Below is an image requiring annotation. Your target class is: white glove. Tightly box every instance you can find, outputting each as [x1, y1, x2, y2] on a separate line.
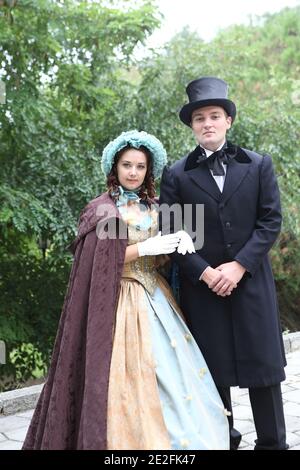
[175, 230, 196, 255]
[137, 231, 180, 257]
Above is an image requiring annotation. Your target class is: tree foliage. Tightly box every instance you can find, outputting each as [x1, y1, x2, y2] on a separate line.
[0, 0, 159, 245]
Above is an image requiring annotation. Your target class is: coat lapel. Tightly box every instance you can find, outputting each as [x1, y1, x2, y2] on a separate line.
[186, 165, 222, 201]
[221, 156, 251, 204]
[184, 143, 252, 204]
[184, 145, 221, 201]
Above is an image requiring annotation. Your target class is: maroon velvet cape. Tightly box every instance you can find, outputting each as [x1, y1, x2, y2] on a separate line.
[22, 193, 127, 449]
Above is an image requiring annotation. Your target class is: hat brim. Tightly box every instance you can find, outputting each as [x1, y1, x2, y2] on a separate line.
[179, 99, 236, 126]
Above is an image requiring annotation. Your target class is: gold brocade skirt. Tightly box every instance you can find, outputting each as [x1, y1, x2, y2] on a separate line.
[106, 276, 177, 450]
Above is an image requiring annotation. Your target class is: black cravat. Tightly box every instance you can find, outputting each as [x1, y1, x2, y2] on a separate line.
[196, 145, 236, 176]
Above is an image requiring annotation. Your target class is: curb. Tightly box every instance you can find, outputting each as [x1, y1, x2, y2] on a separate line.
[1, 332, 300, 417]
[0, 384, 43, 416]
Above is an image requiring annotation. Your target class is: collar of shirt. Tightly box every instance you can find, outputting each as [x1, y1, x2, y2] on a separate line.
[200, 141, 227, 193]
[200, 141, 226, 158]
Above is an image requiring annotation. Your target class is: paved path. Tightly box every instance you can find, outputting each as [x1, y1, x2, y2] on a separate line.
[1, 350, 300, 450]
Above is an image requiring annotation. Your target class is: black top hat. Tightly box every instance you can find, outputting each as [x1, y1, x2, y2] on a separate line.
[179, 76, 236, 126]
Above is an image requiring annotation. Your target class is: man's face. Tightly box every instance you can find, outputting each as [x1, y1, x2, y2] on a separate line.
[191, 106, 232, 151]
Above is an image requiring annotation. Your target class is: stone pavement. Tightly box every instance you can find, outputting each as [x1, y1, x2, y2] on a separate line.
[0, 350, 300, 450]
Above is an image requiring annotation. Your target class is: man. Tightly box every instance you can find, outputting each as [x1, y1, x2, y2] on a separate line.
[159, 76, 288, 450]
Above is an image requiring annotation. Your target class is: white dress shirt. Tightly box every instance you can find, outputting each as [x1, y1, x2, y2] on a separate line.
[201, 141, 226, 193]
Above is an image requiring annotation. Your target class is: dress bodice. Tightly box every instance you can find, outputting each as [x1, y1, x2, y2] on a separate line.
[120, 202, 159, 296]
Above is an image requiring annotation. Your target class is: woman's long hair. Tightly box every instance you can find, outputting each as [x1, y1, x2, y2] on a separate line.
[107, 145, 156, 205]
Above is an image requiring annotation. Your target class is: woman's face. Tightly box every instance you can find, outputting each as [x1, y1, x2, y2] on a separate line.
[116, 148, 147, 191]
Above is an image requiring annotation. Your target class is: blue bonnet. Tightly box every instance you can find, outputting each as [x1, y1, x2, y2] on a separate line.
[101, 130, 167, 179]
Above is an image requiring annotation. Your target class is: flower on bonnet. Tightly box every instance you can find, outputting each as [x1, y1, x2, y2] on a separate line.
[101, 130, 167, 179]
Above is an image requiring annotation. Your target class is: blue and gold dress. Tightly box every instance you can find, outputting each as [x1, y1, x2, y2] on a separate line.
[107, 194, 229, 450]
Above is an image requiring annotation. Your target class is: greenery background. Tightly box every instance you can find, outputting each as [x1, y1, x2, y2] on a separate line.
[0, 0, 300, 390]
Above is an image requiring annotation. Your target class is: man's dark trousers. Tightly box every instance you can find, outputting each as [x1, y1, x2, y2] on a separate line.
[217, 385, 288, 450]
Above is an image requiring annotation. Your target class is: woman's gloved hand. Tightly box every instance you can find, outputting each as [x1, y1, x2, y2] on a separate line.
[137, 232, 180, 257]
[175, 230, 196, 255]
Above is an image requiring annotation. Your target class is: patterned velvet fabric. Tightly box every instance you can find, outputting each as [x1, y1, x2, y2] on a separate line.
[23, 193, 127, 449]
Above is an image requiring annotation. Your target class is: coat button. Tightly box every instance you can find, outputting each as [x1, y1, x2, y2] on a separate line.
[227, 243, 232, 248]
[225, 222, 231, 228]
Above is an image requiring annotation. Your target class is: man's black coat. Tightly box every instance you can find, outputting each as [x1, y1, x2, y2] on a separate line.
[159, 143, 286, 387]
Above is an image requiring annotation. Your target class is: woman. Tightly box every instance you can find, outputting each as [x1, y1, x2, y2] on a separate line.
[23, 130, 229, 450]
